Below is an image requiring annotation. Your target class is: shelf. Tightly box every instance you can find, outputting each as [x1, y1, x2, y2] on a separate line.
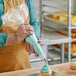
[43, 11, 68, 18]
[43, 0, 67, 3]
[49, 46, 76, 57]
[43, 24, 68, 34]
[43, 15, 76, 29]
[40, 0, 75, 62]
[48, 49, 61, 61]
[42, 4, 67, 12]
[42, 26, 76, 42]
[43, 15, 67, 25]
[71, 26, 76, 29]
[40, 29, 71, 45]
[30, 58, 44, 63]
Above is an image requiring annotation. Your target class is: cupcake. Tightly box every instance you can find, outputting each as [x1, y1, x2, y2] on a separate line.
[70, 62, 76, 70]
[41, 63, 52, 76]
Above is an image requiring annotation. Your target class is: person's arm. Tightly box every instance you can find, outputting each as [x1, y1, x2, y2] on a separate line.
[0, 25, 17, 47]
[26, 0, 40, 40]
[0, 12, 17, 47]
[0, 13, 8, 48]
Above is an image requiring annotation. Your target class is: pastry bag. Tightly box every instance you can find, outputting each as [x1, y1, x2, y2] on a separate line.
[25, 33, 47, 62]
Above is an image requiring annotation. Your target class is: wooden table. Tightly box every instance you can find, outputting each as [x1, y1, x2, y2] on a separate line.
[0, 63, 76, 76]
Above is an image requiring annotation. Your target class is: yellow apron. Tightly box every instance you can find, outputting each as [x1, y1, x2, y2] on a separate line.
[0, 0, 31, 72]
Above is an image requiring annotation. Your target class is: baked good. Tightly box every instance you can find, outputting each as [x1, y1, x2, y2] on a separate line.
[47, 12, 68, 22]
[70, 62, 76, 70]
[47, 11, 76, 24]
[65, 15, 76, 24]
[47, 14, 58, 20]
[71, 15, 76, 24]
[41, 71, 52, 76]
[55, 12, 68, 22]
[41, 63, 52, 76]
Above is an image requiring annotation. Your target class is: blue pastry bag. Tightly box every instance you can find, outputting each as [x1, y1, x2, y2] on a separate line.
[25, 33, 47, 62]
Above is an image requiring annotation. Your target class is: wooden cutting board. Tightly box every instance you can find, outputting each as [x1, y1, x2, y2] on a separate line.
[51, 63, 76, 76]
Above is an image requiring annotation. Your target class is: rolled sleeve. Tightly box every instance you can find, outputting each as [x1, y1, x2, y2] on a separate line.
[0, 33, 8, 48]
[26, 0, 40, 40]
[0, 13, 8, 48]
[0, 15, 2, 27]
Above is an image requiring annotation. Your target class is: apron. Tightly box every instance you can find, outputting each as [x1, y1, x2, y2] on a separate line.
[0, 0, 31, 72]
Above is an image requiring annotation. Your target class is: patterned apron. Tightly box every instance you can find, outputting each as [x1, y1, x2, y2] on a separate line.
[0, 0, 31, 72]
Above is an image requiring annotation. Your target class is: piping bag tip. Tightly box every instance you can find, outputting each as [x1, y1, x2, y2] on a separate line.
[44, 58, 47, 63]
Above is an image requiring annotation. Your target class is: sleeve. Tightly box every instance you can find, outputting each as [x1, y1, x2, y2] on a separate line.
[0, 33, 8, 48]
[25, 0, 40, 40]
[0, 16, 8, 48]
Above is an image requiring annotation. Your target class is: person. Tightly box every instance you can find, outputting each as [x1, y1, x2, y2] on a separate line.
[0, 0, 40, 72]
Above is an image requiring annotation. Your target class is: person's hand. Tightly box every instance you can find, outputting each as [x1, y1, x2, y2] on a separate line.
[5, 24, 34, 46]
[25, 40, 41, 57]
[16, 24, 33, 41]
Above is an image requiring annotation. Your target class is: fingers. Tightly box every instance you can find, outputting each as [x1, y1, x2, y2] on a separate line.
[25, 42, 30, 55]
[25, 25, 34, 31]
[25, 39, 41, 57]
[24, 31, 33, 35]
[33, 50, 39, 57]
[25, 42, 33, 55]
[17, 24, 34, 41]
[27, 42, 31, 55]
[30, 44, 34, 53]
[21, 24, 33, 31]
[23, 25, 34, 35]
[25, 42, 39, 57]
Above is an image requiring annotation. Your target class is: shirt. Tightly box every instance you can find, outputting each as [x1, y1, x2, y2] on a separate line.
[0, 0, 40, 48]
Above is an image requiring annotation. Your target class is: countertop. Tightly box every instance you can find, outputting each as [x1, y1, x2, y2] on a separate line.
[0, 63, 76, 76]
